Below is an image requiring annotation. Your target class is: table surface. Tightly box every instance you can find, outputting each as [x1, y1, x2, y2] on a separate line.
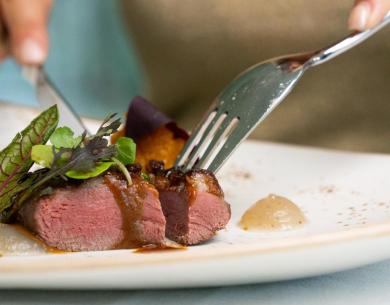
[1, 260, 389, 304]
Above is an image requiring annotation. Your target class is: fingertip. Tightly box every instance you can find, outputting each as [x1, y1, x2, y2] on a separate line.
[348, 1, 371, 31]
[12, 31, 48, 65]
[1, 0, 52, 64]
[18, 38, 47, 64]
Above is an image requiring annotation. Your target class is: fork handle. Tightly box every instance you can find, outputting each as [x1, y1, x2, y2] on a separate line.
[308, 11, 390, 67]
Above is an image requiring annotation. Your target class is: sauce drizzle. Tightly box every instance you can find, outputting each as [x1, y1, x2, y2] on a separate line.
[104, 174, 144, 249]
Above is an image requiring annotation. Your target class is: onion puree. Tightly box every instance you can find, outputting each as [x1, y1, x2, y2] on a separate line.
[239, 194, 306, 231]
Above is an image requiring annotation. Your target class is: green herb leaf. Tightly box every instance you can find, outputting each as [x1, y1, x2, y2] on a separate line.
[66, 162, 113, 179]
[115, 137, 136, 165]
[31, 145, 54, 168]
[0, 105, 58, 214]
[50, 127, 82, 148]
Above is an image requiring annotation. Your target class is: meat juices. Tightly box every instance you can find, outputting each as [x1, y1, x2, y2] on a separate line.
[18, 173, 166, 251]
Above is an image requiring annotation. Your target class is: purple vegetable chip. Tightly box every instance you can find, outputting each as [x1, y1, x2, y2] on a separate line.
[125, 96, 188, 142]
[125, 96, 170, 142]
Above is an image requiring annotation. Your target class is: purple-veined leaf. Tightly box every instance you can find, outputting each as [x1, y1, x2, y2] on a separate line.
[0, 105, 58, 213]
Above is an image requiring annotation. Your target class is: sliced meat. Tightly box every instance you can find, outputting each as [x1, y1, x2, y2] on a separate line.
[18, 173, 166, 251]
[151, 163, 231, 245]
[124, 97, 230, 245]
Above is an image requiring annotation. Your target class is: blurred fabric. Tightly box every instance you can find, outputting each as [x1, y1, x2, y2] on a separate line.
[0, 0, 144, 118]
[0, 0, 388, 152]
[121, 0, 390, 153]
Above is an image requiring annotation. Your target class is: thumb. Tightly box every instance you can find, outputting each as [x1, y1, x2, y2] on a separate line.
[1, 0, 52, 65]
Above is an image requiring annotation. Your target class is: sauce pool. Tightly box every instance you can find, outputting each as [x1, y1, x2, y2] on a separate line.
[239, 194, 306, 231]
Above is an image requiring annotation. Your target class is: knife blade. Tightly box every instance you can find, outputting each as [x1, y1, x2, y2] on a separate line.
[22, 66, 89, 136]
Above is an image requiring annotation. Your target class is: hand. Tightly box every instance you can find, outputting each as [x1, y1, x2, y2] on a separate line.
[349, 0, 390, 30]
[0, 0, 52, 64]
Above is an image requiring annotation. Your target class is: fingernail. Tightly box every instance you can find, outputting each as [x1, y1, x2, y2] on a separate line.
[348, 2, 371, 31]
[19, 38, 46, 64]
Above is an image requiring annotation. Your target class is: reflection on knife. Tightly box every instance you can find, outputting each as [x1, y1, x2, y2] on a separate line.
[22, 66, 90, 136]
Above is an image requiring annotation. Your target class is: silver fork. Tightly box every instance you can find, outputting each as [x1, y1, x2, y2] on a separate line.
[175, 12, 390, 173]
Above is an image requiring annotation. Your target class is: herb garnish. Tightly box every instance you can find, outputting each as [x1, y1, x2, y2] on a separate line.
[0, 110, 137, 222]
[30, 113, 136, 184]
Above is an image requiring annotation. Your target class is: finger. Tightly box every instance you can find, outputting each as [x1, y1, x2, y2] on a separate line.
[0, 26, 7, 61]
[0, 8, 7, 61]
[348, 0, 390, 31]
[365, 0, 390, 28]
[0, 0, 52, 65]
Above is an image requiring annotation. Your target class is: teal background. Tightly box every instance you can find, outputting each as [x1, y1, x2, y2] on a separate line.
[0, 0, 144, 118]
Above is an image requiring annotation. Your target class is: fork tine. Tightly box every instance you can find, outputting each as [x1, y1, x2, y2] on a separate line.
[205, 126, 249, 173]
[175, 110, 217, 167]
[181, 112, 227, 170]
[194, 116, 239, 169]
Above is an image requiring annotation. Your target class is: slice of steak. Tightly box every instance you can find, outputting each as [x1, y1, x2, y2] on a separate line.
[18, 173, 166, 251]
[151, 163, 231, 245]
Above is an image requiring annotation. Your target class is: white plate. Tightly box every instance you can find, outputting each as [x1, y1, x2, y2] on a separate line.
[1, 103, 390, 289]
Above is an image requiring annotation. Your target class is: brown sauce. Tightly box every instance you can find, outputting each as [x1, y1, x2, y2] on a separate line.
[240, 194, 306, 231]
[103, 175, 145, 249]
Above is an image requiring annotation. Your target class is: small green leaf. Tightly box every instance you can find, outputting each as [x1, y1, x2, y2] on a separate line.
[50, 127, 82, 148]
[31, 145, 54, 168]
[115, 137, 136, 165]
[65, 162, 113, 179]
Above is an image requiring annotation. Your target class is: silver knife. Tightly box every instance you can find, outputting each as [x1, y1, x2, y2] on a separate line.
[22, 66, 89, 135]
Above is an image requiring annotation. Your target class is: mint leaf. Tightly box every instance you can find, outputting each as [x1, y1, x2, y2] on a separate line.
[31, 145, 54, 168]
[65, 162, 113, 179]
[115, 137, 136, 165]
[50, 127, 82, 148]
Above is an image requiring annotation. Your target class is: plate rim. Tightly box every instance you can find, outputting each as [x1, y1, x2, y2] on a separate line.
[2, 220, 390, 273]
